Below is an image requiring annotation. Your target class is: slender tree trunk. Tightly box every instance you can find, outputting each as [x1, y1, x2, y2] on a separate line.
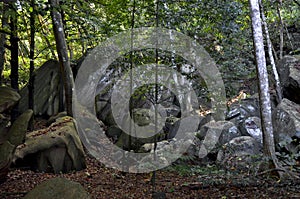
[9, 3, 19, 122]
[248, 0, 281, 175]
[276, 1, 284, 59]
[0, 3, 8, 85]
[59, 0, 73, 61]
[259, 0, 282, 104]
[28, 0, 36, 131]
[49, 0, 74, 116]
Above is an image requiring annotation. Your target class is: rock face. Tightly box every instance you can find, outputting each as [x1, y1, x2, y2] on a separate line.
[277, 55, 300, 104]
[0, 87, 33, 183]
[197, 121, 241, 160]
[0, 87, 20, 113]
[0, 110, 33, 183]
[244, 117, 262, 143]
[136, 134, 198, 172]
[13, 116, 86, 173]
[0, 87, 21, 140]
[217, 136, 262, 170]
[19, 60, 63, 116]
[273, 98, 300, 153]
[23, 177, 90, 199]
[193, 98, 266, 164]
[226, 98, 261, 135]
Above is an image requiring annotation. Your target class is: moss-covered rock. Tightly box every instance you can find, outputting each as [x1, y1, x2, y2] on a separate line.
[24, 177, 90, 199]
[0, 109, 33, 183]
[13, 116, 86, 173]
[0, 86, 20, 113]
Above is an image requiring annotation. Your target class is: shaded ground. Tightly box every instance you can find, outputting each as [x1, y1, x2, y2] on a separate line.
[1, 155, 300, 199]
[1, 118, 300, 198]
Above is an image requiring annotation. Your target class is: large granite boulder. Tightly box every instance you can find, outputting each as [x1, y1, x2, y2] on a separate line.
[13, 116, 86, 173]
[115, 129, 167, 151]
[226, 97, 261, 136]
[19, 60, 63, 116]
[0, 87, 21, 140]
[277, 55, 300, 104]
[110, 108, 178, 151]
[0, 109, 33, 183]
[217, 136, 262, 171]
[273, 98, 300, 152]
[24, 177, 90, 199]
[244, 116, 263, 143]
[0, 86, 20, 113]
[136, 134, 198, 172]
[0, 86, 33, 183]
[197, 120, 241, 160]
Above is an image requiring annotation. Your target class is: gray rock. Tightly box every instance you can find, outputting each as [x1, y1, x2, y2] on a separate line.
[217, 136, 262, 170]
[0, 86, 20, 113]
[164, 104, 181, 117]
[137, 134, 198, 170]
[19, 60, 63, 116]
[0, 86, 18, 141]
[47, 111, 67, 125]
[140, 134, 200, 158]
[197, 121, 241, 159]
[106, 125, 123, 141]
[0, 141, 14, 183]
[277, 55, 300, 104]
[244, 117, 263, 143]
[132, 108, 157, 126]
[95, 88, 115, 126]
[273, 98, 300, 152]
[0, 114, 9, 140]
[116, 128, 167, 151]
[226, 98, 261, 136]
[0, 109, 33, 183]
[164, 116, 180, 139]
[7, 110, 33, 146]
[24, 177, 90, 199]
[13, 116, 86, 173]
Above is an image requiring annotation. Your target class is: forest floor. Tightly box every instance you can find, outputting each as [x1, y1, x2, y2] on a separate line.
[1, 119, 300, 199]
[1, 155, 300, 199]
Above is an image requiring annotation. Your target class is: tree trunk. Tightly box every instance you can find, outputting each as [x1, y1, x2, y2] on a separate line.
[259, 0, 282, 104]
[0, 3, 8, 85]
[59, 0, 73, 61]
[9, 3, 19, 122]
[49, 0, 74, 116]
[276, 1, 284, 59]
[28, 0, 36, 131]
[248, 0, 280, 174]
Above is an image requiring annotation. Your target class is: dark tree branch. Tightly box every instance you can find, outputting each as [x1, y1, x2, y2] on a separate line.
[49, 0, 74, 116]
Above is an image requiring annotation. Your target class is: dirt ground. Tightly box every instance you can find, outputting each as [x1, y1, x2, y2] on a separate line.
[1, 155, 300, 199]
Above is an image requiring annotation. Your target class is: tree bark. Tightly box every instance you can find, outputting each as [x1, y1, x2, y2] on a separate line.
[259, 0, 282, 104]
[49, 0, 74, 116]
[276, 1, 284, 59]
[28, 0, 36, 131]
[9, 3, 19, 122]
[0, 3, 8, 85]
[248, 0, 280, 174]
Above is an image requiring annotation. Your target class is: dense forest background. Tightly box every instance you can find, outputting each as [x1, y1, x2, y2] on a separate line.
[0, 0, 300, 198]
[0, 0, 299, 93]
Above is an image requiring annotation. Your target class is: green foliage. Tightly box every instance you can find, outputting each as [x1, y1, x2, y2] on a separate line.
[0, 0, 298, 94]
[166, 163, 225, 176]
